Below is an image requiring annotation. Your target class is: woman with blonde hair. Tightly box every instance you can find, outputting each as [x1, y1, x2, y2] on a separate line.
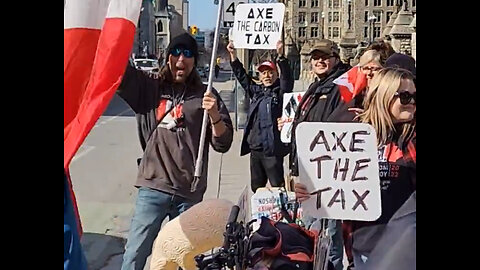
[350, 67, 416, 269]
[358, 49, 383, 86]
[295, 68, 416, 270]
[326, 49, 384, 123]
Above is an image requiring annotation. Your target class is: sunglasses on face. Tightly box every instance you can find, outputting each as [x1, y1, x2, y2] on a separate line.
[170, 48, 194, 58]
[395, 91, 416, 105]
[362, 66, 382, 72]
[311, 54, 332, 61]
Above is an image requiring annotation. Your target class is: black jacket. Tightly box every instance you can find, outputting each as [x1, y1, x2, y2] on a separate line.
[289, 62, 350, 176]
[326, 93, 364, 123]
[231, 57, 294, 157]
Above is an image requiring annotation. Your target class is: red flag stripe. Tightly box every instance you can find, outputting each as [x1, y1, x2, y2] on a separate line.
[333, 65, 367, 103]
[64, 17, 138, 169]
[64, 29, 101, 128]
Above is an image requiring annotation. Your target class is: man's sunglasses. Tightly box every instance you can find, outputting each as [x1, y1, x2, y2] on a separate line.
[395, 91, 416, 105]
[311, 54, 333, 61]
[170, 48, 194, 58]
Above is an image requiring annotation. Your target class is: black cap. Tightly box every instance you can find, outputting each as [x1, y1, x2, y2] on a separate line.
[166, 32, 199, 65]
[385, 53, 416, 77]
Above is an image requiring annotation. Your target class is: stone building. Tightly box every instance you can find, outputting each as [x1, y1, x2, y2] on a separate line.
[282, 0, 417, 79]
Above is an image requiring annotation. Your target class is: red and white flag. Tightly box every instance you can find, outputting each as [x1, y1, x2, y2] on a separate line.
[333, 65, 368, 103]
[64, 0, 142, 169]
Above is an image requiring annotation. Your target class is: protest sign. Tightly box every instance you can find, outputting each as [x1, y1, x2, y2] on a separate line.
[250, 187, 302, 230]
[281, 91, 305, 143]
[232, 3, 285, 49]
[295, 122, 381, 221]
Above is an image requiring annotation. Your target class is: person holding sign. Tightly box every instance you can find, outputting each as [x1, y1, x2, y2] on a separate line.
[227, 40, 293, 192]
[350, 67, 416, 269]
[295, 67, 416, 270]
[117, 33, 234, 270]
[282, 39, 350, 270]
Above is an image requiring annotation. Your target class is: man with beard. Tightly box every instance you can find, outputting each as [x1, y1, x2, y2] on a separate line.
[117, 33, 234, 270]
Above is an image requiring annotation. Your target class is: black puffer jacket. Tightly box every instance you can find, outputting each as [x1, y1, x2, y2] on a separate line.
[289, 62, 350, 176]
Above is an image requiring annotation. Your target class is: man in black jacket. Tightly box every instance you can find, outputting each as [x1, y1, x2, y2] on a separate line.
[289, 39, 350, 270]
[227, 40, 293, 192]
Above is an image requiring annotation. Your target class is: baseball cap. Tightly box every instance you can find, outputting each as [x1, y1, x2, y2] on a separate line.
[309, 39, 339, 57]
[257, 60, 277, 72]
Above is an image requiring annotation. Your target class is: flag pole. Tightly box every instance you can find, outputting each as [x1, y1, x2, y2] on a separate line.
[191, 0, 224, 192]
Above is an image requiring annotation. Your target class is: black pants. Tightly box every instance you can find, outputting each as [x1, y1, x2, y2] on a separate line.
[250, 150, 285, 192]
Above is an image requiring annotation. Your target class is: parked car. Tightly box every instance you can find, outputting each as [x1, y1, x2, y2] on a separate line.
[133, 58, 159, 75]
[197, 67, 207, 78]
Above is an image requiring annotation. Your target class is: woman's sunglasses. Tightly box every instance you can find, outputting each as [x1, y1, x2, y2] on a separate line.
[395, 91, 416, 105]
[170, 48, 194, 58]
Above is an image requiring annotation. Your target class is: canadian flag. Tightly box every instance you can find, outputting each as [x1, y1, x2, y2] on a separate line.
[64, 0, 142, 169]
[64, 0, 141, 236]
[333, 65, 368, 103]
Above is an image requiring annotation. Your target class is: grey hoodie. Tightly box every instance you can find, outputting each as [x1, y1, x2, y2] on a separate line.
[117, 64, 233, 202]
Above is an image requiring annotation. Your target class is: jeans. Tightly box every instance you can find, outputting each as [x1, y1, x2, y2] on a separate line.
[64, 172, 87, 270]
[121, 187, 195, 270]
[304, 216, 344, 270]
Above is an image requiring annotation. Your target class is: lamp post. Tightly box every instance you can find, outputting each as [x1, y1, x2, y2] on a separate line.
[321, 11, 325, 38]
[347, 0, 352, 30]
[368, 14, 377, 43]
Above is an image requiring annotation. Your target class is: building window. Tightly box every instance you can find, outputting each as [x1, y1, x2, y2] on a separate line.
[365, 0, 369, 6]
[374, 0, 381, 6]
[364, 27, 368, 38]
[311, 0, 319, 7]
[333, 12, 340, 22]
[387, 0, 394, 6]
[299, 27, 306, 37]
[386, 11, 393, 23]
[333, 0, 340, 8]
[311, 12, 319, 23]
[311, 27, 318, 37]
[364, 11, 369, 22]
[329, 0, 332, 8]
[299, 0, 306, 7]
[328, 27, 332, 38]
[373, 10, 382, 23]
[374, 26, 381, 38]
[157, 21, 163, 33]
[299, 12, 306, 23]
[329, 12, 332, 22]
[333, 27, 339, 38]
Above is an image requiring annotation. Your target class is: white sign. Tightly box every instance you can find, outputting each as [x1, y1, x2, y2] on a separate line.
[296, 122, 382, 221]
[281, 91, 305, 143]
[223, 0, 246, 28]
[250, 187, 303, 231]
[232, 3, 285, 49]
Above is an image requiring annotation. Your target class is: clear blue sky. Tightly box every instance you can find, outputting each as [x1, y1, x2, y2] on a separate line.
[189, 0, 218, 31]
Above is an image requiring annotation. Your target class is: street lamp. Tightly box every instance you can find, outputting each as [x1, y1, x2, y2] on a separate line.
[347, 0, 352, 29]
[368, 14, 377, 43]
[321, 11, 325, 38]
